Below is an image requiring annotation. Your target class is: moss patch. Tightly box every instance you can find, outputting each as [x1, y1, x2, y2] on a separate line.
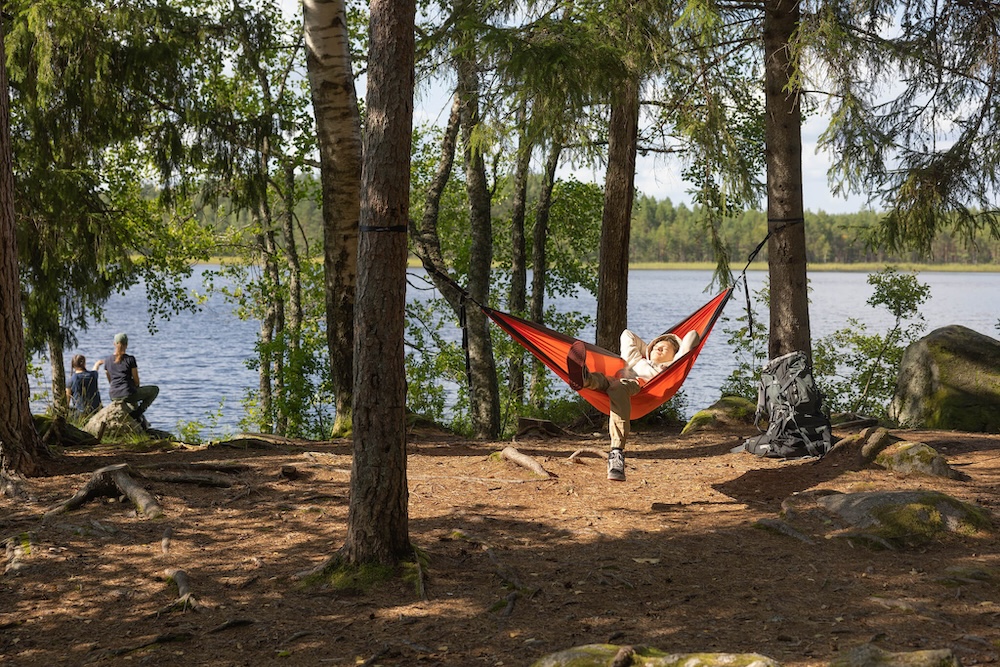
[869, 492, 993, 545]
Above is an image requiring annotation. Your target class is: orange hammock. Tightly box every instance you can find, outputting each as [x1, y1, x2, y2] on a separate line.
[483, 288, 733, 420]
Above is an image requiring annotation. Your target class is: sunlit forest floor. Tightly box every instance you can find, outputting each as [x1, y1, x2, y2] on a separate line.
[2, 422, 998, 666]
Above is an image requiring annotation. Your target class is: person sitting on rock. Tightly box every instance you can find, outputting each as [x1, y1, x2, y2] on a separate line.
[100, 332, 159, 431]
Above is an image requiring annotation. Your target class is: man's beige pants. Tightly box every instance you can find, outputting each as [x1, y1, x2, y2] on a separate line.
[584, 372, 641, 451]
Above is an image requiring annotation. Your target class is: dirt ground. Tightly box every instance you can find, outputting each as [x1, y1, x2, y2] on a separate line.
[1, 420, 999, 667]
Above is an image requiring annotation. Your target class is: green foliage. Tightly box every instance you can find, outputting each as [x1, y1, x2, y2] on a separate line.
[208, 258, 334, 440]
[809, 0, 1000, 256]
[175, 399, 229, 444]
[720, 284, 769, 402]
[813, 267, 930, 417]
[6, 0, 218, 424]
[404, 296, 464, 423]
[639, 391, 690, 427]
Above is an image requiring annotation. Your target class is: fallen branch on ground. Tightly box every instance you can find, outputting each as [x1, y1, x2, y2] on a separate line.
[451, 528, 537, 618]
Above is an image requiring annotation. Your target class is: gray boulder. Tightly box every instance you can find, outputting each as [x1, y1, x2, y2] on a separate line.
[874, 441, 961, 479]
[83, 402, 146, 438]
[817, 490, 992, 547]
[829, 644, 959, 667]
[530, 645, 779, 667]
[889, 325, 1000, 431]
[682, 396, 756, 434]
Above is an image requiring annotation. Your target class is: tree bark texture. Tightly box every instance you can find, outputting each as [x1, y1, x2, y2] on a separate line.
[507, 114, 532, 404]
[457, 54, 500, 440]
[344, 0, 415, 566]
[764, 0, 812, 360]
[0, 21, 44, 485]
[596, 76, 640, 353]
[529, 142, 562, 407]
[305, 0, 362, 437]
[48, 337, 67, 415]
[256, 227, 280, 434]
[281, 165, 303, 344]
[410, 96, 465, 308]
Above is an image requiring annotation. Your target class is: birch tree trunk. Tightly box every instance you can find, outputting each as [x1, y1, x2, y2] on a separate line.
[304, 0, 362, 437]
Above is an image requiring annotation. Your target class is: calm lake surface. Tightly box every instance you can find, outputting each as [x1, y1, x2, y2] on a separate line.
[31, 266, 1000, 436]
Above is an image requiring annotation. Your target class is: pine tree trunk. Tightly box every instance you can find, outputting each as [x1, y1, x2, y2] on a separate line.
[764, 0, 812, 360]
[596, 75, 639, 353]
[343, 0, 414, 565]
[0, 24, 44, 488]
[305, 0, 362, 437]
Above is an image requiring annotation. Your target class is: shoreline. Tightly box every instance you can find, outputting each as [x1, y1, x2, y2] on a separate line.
[203, 257, 1000, 273]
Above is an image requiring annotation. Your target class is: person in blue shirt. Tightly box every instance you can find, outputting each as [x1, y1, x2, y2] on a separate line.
[99, 333, 158, 429]
[65, 354, 102, 418]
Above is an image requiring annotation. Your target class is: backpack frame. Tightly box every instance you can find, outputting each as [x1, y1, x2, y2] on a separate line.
[741, 350, 833, 459]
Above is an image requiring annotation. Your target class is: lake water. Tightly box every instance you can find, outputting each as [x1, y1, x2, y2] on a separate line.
[31, 266, 1000, 436]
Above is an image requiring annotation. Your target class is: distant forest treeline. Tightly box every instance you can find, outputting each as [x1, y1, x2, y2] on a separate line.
[629, 194, 1000, 265]
[196, 177, 1000, 266]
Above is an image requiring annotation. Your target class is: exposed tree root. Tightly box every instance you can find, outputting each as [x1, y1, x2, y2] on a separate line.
[514, 417, 566, 439]
[413, 553, 428, 601]
[292, 553, 340, 581]
[159, 568, 202, 613]
[212, 433, 298, 449]
[568, 447, 608, 461]
[46, 462, 247, 519]
[138, 469, 234, 488]
[500, 446, 553, 478]
[450, 528, 537, 619]
[45, 464, 163, 519]
[89, 631, 193, 661]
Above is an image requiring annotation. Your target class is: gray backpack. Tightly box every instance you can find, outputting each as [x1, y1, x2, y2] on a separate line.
[741, 351, 832, 459]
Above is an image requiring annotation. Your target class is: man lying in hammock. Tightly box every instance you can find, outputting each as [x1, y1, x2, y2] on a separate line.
[567, 329, 700, 481]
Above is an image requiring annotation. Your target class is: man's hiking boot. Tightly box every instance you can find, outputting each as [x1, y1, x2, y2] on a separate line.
[607, 448, 626, 481]
[567, 340, 588, 390]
